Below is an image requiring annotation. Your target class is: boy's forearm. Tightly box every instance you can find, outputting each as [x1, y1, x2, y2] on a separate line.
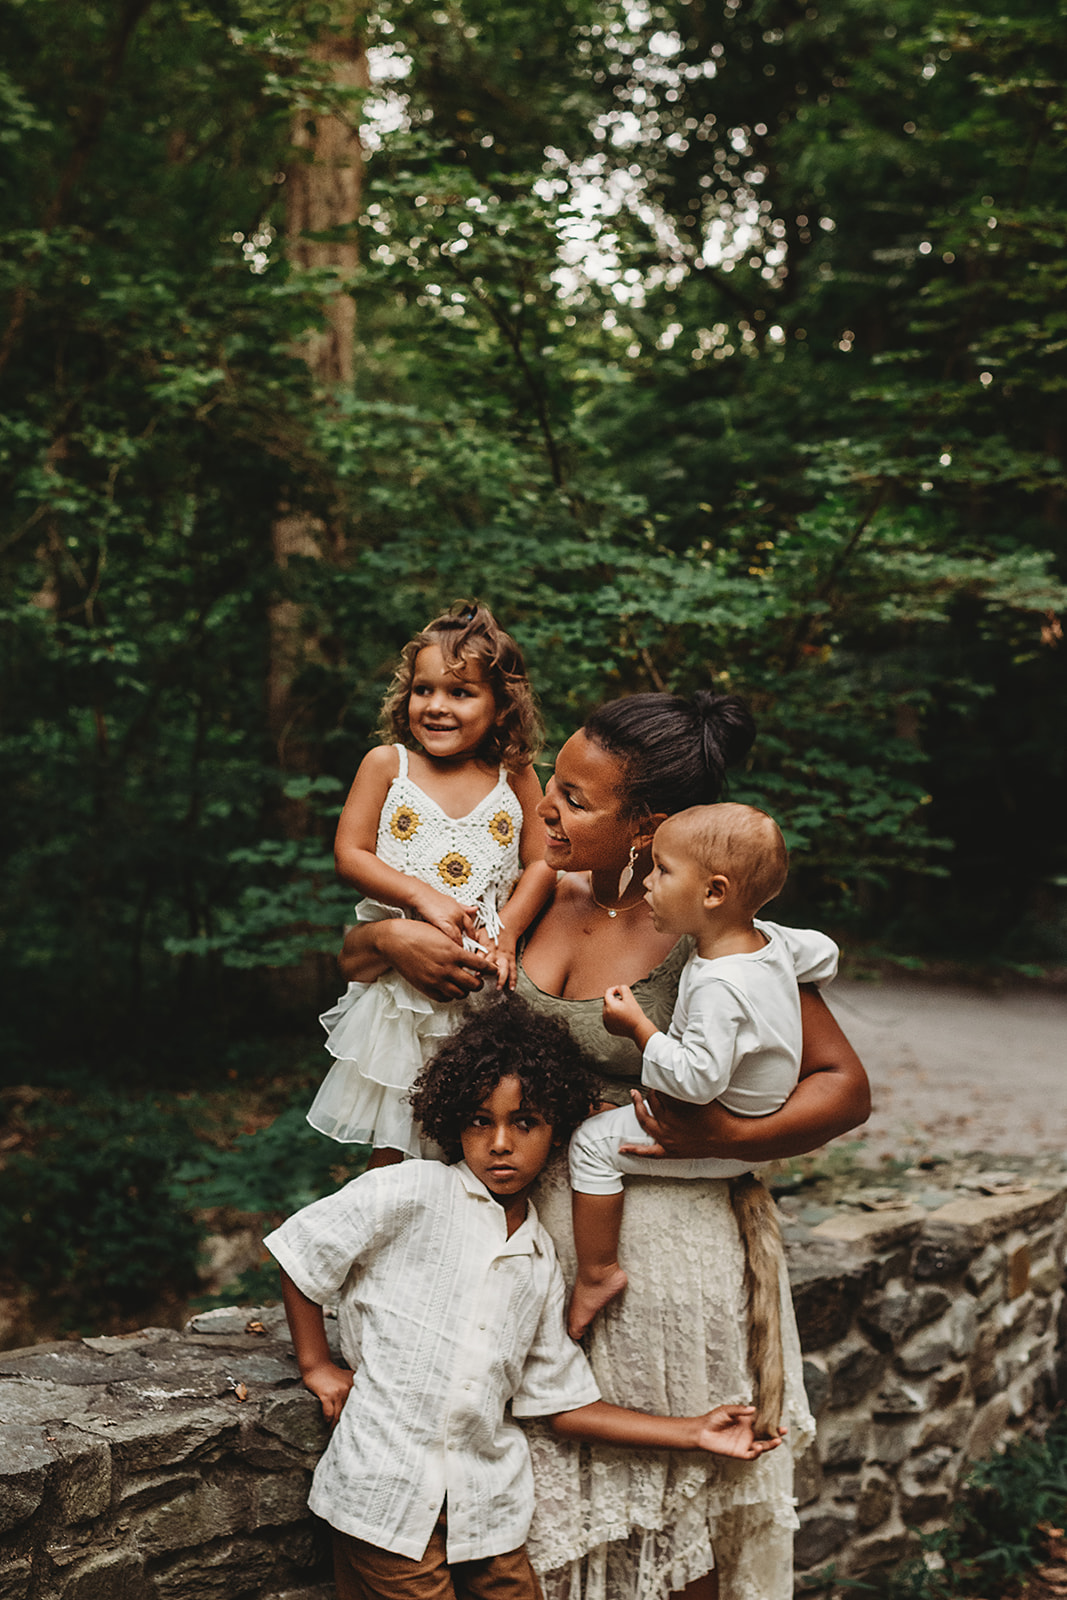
[549, 1400, 703, 1449]
[280, 1269, 333, 1376]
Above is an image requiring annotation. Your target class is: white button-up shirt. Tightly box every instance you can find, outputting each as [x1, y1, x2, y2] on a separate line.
[264, 1160, 599, 1562]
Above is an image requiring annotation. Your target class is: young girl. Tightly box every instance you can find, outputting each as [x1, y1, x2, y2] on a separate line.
[308, 602, 556, 1158]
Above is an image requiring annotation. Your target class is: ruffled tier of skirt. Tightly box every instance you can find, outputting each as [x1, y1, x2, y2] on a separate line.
[309, 975, 463, 1155]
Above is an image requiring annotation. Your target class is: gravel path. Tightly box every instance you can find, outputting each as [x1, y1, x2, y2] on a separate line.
[824, 976, 1067, 1163]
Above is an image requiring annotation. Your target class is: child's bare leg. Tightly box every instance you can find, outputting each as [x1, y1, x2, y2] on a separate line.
[568, 1191, 628, 1339]
[672, 1571, 718, 1600]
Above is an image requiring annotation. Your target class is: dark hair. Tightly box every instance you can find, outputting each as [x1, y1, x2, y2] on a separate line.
[583, 690, 756, 823]
[407, 994, 600, 1162]
[378, 601, 542, 770]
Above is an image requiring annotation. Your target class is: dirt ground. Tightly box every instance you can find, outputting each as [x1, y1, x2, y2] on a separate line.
[825, 976, 1067, 1164]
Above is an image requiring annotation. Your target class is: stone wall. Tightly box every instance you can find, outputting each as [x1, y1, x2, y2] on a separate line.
[783, 1155, 1067, 1589]
[1, 1155, 1065, 1599]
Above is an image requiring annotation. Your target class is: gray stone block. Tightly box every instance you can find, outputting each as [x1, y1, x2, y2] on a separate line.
[913, 1236, 971, 1280]
[827, 1336, 885, 1409]
[819, 1415, 870, 1469]
[801, 1358, 830, 1417]
[857, 1468, 895, 1532]
[52, 1433, 112, 1524]
[77, 1403, 240, 1473]
[873, 1377, 927, 1416]
[258, 1396, 330, 1457]
[963, 1393, 1012, 1462]
[896, 1317, 954, 1374]
[136, 1476, 253, 1552]
[0, 1559, 32, 1600]
[861, 1285, 951, 1345]
[794, 1508, 855, 1569]
[869, 1418, 922, 1467]
[793, 1447, 822, 1508]
[0, 1426, 52, 1534]
[150, 1535, 288, 1599]
[919, 1400, 974, 1451]
[59, 1547, 150, 1600]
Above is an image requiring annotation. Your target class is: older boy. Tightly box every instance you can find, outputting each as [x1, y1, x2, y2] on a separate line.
[266, 997, 780, 1600]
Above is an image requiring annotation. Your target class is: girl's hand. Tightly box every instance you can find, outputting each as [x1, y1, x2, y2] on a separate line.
[341, 919, 497, 1002]
[486, 932, 518, 991]
[302, 1360, 354, 1429]
[603, 984, 654, 1044]
[696, 1405, 786, 1458]
[410, 884, 479, 946]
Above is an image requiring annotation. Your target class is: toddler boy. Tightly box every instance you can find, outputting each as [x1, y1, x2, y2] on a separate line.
[568, 803, 838, 1339]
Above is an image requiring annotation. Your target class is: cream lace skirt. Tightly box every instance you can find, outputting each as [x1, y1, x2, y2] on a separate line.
[524, 1159, 814, 1600]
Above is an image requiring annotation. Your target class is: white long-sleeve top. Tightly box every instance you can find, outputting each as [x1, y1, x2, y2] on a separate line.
[264, 1160, 599, 1563]
[641, 919, 839, 1116]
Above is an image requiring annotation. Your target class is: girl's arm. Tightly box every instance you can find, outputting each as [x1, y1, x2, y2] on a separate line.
[489, 766, 557, 989]
[338, 917, 497, 1001]
[279, 1270, 353, 1428]
[334, 746, 478, 945]
[549, 1400, 783, 1459]
[621, 985, 870, 1162]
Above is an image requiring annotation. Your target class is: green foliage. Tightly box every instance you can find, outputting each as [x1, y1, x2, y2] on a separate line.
[0, 1080, 366, 1335]
[0, 1095, 202, 1329]
[172, 1101, 367, 1217]
[2, 0, 1066, 1081]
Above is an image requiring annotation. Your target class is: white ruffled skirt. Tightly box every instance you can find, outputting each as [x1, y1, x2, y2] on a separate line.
[524, 1157, 814, 1600]
[308, 974, 463, 1157]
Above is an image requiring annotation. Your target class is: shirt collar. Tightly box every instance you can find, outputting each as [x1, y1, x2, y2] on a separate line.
[454, 1162, 543, 1255]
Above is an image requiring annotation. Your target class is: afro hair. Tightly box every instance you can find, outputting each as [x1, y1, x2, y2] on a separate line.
[408, 993, 601, 1162]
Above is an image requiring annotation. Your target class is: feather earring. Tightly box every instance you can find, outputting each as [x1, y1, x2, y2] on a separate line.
[616, 843, 639, 900]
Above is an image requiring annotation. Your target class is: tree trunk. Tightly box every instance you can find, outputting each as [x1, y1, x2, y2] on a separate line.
[267, 11, 368, 1009]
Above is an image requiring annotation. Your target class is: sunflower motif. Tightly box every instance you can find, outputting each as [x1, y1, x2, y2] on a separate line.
[389, 804, 420, 842]
[437, 851, 473, 888]
[487, 810, 515, 848]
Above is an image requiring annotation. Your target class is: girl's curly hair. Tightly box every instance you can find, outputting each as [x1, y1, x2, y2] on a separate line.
[378, 601, 542, 771]
[408, 994, 601, 1162]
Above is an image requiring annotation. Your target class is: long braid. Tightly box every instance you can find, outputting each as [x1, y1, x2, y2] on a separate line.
[729, 1173, 786, 1439]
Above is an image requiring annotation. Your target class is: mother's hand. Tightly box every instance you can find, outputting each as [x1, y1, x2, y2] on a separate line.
[338, 918, 497, 1004]
[621, 986, 871, 1163]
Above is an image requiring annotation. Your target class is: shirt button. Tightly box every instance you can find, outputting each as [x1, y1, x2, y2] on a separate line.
[478, 1322, 486, 1330]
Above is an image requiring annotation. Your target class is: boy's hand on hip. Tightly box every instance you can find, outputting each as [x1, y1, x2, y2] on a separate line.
[303, 1361, 354, 1428]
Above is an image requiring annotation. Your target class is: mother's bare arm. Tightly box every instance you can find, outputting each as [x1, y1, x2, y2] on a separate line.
[337, 918, 496, 1003]
[622, 986, 870, 1162]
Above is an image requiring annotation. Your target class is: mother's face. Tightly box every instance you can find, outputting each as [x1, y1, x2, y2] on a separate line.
[536, 730, 636, 875]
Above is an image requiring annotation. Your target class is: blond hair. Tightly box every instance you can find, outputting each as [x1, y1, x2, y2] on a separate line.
[662, 802, 788, 915]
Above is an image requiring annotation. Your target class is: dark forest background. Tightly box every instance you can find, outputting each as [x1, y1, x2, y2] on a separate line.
[1, 0, 1065, 1337]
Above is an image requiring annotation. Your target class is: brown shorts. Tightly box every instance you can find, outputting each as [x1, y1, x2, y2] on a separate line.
[332, 1514, 543, 1600]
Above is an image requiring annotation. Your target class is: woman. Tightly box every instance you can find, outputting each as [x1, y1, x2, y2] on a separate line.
[337, 690, 870, 1600]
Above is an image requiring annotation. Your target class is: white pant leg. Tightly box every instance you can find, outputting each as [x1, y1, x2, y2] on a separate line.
[569, 1104, 755, 1193]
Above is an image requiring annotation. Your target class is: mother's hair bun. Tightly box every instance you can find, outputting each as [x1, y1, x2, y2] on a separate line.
[691, 691, 756, 790]
[583, 689, 757, 820]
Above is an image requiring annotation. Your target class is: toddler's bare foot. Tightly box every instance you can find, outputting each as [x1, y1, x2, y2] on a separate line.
[567, 1266, 628, 1339]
